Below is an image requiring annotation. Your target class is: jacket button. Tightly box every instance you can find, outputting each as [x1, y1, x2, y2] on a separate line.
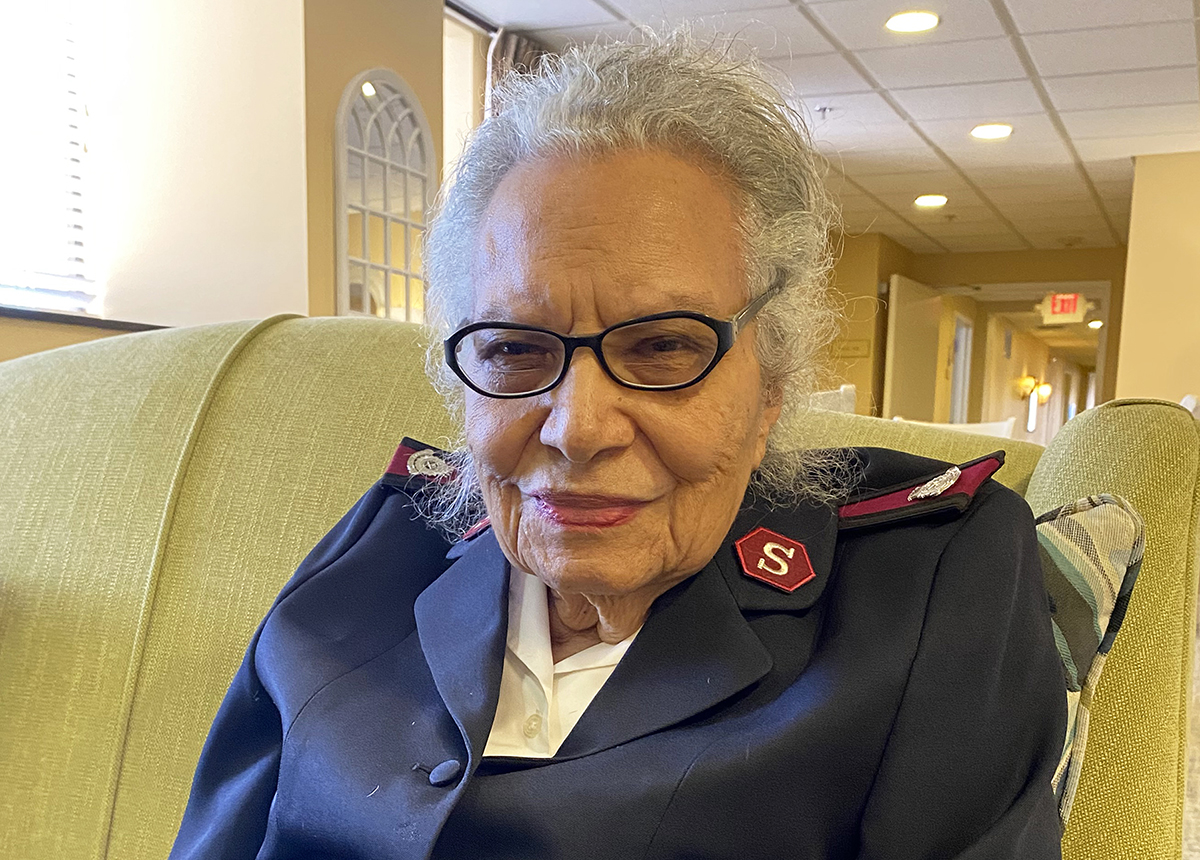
[428, 759, 462, 787]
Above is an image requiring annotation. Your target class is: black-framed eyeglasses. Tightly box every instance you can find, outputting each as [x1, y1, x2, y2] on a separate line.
[443, 285, 780, 399]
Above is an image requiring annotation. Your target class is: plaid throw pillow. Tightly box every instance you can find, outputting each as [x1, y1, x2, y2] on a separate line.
[1036, 494, 1145, 828]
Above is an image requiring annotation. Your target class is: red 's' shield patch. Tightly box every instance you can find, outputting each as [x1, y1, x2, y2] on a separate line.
[734, 527, 815, 593]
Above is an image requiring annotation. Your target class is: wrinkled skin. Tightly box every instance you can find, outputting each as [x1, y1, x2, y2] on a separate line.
[464, 149, 781, 660]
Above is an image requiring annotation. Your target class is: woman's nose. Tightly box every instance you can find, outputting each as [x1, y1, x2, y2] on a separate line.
[538, 350, 635, 463]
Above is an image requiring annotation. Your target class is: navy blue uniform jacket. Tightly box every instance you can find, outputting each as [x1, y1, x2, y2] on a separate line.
[170, 446, 1066, 859]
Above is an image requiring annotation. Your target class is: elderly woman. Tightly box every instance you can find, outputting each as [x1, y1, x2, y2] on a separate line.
[170, 37, 1065, 860]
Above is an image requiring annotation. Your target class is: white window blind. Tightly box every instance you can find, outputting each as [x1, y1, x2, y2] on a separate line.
[0, 2, 97, 313]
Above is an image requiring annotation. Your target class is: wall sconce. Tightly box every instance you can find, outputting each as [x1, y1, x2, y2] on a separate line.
[1035, 382, 1053, 405]
[1016, 375, 1038, 399]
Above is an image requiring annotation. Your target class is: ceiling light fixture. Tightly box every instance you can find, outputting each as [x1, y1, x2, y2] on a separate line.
[914, 194, 948, 208]
[886, 11, 939, 32]
[1088, 319, 1104, 330]
[361, 81, 377, 97]
[970, 123, 1013, 140]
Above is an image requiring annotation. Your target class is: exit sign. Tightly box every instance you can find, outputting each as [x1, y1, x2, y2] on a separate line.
[1039, 292, 1087, 325]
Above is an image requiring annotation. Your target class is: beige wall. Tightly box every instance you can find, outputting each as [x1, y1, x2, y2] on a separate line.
[1116, 150, 1200, 402]
[981, 315, 1052, 445]
[0, 316, 129, 363]
[305, 0, 444, 318]
[828, 232, 914, 415]
[87, 0, 309, 326]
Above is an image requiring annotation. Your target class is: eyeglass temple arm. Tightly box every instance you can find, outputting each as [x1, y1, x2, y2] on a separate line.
[731, 281, 783, 335]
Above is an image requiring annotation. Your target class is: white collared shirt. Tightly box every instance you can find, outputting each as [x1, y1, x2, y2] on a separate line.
[482, 567, 639, 758]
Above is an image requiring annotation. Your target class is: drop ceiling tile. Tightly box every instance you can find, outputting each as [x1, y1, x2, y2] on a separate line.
[910, 218, 1014, 237]
[807, 0, 1005, 50]
[772, 53, 873, 96]
[855, 38, 1026, 89]
[1004, 0, 1193, 34]
[525, 21, 642, 50]
[1098, 191, 1132, 211]
[1042, 66, 1200, 112]
[611, 0, 791, 18]
[1008, 213, 1111, 232]
[910, 205, 1000, 226]
[851, 170, 971, 194]
[888, 79, 1044, 122]
[965, 164, 1086, 186]
[947, 138, 1077, 167]
[1023, 21, 1197, 78]
[458, 0, 616, 29]
[1074, 131, 1200, 160]
[1027, 232, 1116, 250]
[798, 90, 899, 123]
[638, 6, 833, 58]
[1081, 158, 1134, 184]
[829, 146, 946, 174]
[841, 210, 909, 234]
[814, 122, 928, 150]
[938, 234, 1031, 253]
[893, 236, 948, 254]
[982, 185, 1093, 207]
[993, 194, 1104, 215]
[1061, 103, 1200, 140]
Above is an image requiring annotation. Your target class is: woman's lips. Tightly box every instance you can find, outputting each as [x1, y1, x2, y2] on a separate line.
[530, 493, 649, 528]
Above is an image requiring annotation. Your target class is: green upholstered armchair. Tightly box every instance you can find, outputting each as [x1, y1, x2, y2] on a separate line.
[1, 315, 1197, 859]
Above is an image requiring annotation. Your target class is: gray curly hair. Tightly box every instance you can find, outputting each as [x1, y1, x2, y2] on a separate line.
[419, 33, 845, 533]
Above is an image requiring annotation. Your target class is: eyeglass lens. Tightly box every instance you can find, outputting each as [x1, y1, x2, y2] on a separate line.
[454, 317, 721, 395]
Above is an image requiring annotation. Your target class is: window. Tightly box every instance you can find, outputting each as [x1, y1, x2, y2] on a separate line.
[335, 70, 435, 322]
[0, 5, 97, 313]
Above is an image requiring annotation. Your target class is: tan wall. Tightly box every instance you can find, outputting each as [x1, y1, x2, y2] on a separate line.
[305, 0, 444, 318]
[0, 317, 129, 363]
[981, 314, 1052, 445]
[89, 0, 309, 326]
[828, 232, 914, 415]
[1116, 150, 1200, 402]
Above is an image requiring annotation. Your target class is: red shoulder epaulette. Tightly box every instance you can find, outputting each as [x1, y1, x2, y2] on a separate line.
[382, 437, 455, 484]
[837, 451, 1004, 531]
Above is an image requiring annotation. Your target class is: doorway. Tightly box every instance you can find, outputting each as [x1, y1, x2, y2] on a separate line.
[949, 314, 973, 424]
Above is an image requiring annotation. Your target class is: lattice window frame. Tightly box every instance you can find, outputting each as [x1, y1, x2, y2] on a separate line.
[334, 68, 437, 321]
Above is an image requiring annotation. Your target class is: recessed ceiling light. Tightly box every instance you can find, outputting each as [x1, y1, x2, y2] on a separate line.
[361, 81, 377, 97]
[886, 11, 939, 33]
[970, 123, 1013, 140]
[914, 194, 948, 208]
[1088, 319, 1104, 330]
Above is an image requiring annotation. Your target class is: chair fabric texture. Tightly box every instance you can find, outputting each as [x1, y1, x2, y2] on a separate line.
[0, 316, 1196, 860]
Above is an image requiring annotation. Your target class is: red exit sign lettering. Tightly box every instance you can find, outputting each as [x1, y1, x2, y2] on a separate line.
[1050, 293, 1080, 315]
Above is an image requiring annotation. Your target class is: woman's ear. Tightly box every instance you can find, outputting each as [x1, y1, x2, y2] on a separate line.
[752, 386, 783, 469]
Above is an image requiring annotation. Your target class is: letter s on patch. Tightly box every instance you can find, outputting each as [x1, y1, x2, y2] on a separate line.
[756, 542, 795, 576]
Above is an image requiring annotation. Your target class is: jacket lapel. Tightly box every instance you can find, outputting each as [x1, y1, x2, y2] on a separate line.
[553, 560, 772, 758]
[414, 534, 509, 761]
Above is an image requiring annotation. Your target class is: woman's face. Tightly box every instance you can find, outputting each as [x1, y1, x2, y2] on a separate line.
[463, 149, 781, 600]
